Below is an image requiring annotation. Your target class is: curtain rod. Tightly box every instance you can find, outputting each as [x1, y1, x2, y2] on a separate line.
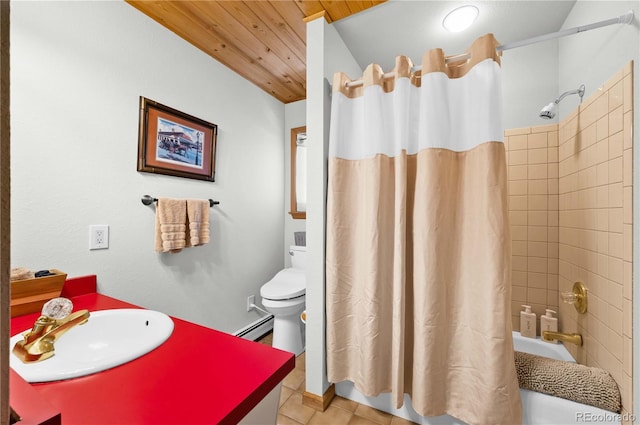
[345, 10, 634, 88]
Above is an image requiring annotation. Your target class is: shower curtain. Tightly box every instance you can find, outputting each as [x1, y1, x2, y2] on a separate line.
[326, 34, 522, 425]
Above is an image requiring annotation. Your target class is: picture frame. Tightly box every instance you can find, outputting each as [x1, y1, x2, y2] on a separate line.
[137, 97, 218, 182]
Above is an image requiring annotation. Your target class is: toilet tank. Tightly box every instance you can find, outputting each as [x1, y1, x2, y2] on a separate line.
[289, 245, 306, 270]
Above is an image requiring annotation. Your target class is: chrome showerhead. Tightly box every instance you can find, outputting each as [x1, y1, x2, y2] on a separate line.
[539, 84, 585, 120]
[539, 102, 558, 119]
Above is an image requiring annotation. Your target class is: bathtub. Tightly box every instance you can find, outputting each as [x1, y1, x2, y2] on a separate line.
[335, 332, 622, 424]
[513, 332, 621, 425]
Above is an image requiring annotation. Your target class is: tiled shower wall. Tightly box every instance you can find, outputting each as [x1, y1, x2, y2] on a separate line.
[505, 124, 560, 329]
[557, 62, 634, 413]
[507, 62, 634, 413]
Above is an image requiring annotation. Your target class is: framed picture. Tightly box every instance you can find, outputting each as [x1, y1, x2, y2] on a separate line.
[137, 97, 218, 182]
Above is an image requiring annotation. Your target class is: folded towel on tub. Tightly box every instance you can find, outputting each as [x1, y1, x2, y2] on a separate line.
[186, 199, 210, 247]
[515, 351, 621, 413]
[154, 198, 187, 253]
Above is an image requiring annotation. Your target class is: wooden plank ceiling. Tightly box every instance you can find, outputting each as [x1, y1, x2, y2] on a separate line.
[125, 1, 385, 103]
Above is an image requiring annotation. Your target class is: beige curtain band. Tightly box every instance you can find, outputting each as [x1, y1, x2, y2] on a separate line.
[334, 33, 501, 98]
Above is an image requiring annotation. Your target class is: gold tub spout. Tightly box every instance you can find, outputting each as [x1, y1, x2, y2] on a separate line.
[12, 309, 90, 363]
[542, 330, 583, 346]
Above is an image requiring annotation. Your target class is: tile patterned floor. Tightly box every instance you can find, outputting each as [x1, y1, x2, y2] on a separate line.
[257, 333, 416, 425]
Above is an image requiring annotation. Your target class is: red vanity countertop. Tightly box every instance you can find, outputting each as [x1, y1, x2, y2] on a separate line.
[10, 276, 295, 425]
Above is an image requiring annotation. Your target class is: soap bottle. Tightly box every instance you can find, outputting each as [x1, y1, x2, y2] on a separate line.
[520, 305, 537, 338]
[540, 309, 558, 344]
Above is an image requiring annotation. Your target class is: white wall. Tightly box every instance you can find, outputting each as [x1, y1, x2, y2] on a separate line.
[284, 100, 306, 268]
[305, 15, 362, 397]
[558, 0, 640, 414]
[10, 1, 285, 334]
[502, 41, 559, 129]
[559, 2, 639, 121]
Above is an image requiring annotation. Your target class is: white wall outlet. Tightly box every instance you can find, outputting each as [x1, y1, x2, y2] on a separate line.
[89, 225, 109, 250]
[246, 295, 255, 312]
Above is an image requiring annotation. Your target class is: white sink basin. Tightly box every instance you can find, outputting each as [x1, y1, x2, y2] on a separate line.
[10, 309, 174, 383]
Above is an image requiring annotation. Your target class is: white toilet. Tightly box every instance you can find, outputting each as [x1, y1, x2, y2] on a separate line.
[260, 245, 306, 355]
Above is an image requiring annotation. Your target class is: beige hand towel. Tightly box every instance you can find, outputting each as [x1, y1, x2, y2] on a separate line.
[186, 199, 210, 247]
[154, 198, 187, 253]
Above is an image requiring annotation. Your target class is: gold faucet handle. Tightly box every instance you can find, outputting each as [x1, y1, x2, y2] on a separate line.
[21, 309, 90, 344]
[56, 309, 90, 326]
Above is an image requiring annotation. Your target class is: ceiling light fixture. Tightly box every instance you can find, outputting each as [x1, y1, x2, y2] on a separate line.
[442, 5, 479, 33]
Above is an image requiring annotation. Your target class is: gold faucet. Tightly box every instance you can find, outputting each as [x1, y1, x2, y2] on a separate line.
[542, 330, 583, 346]
[13, 309, 90, 363]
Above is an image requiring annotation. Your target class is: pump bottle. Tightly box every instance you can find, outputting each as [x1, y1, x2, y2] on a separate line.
[520, 305, 536, 338]
[540, 309, 558, 344]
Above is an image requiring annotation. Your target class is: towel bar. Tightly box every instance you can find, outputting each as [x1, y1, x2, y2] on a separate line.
[141, 195, 219, 207]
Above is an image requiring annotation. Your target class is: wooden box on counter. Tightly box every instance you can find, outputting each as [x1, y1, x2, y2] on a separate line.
[11, 270, 67, 317]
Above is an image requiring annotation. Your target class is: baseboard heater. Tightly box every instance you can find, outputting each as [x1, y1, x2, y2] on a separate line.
[234, 314, 274, 341]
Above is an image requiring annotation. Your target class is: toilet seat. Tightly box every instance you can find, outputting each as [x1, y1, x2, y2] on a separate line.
[260, 269, 306, 301]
